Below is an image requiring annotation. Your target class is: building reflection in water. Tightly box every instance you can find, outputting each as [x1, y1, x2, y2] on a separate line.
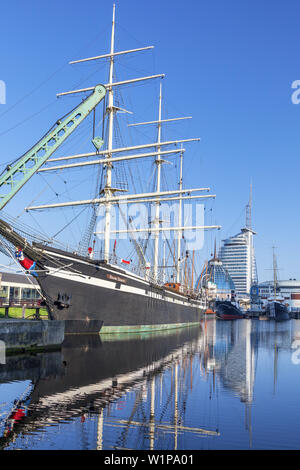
[200, 318, 300, 448]
[0, 319, 300, 450]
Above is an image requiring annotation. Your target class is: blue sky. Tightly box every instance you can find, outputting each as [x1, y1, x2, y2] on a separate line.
[0, 0, 299, 281]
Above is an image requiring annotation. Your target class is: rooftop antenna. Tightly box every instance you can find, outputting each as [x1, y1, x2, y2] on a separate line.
[246, 181, 252, 230]
[213, 238, 217, 260]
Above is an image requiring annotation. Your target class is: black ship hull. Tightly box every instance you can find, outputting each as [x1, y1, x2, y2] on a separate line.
[34, 245, 204, 333]
[0, 220, 205, 334]
[266, 301, 290, 322]
[215, 301, 244, 320]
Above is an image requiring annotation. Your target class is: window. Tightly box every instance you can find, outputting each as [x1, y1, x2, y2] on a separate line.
[0, 286, 7, 298]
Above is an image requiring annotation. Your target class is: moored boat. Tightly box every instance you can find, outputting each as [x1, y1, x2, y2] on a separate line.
[205, 308, 216, 315]
[264, 248, 290, 322]
[215, 300, 245, 320]
[265, 299, 290, 322]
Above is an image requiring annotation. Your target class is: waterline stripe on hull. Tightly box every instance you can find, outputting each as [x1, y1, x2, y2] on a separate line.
[100, 321, 201, 334]
[99, 325, 201, 341]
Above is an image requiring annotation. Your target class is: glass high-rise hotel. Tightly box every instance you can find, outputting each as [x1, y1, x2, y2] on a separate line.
[219, 227, 258, 296]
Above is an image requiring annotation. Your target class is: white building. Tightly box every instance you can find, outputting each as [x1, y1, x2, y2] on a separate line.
[258, 279, 300, 312]
[219, 227, 258, 296]
[0, 272, 40, 304]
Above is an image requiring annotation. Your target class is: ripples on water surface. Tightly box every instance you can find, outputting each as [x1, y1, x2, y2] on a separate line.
[0, 318, 300, 450]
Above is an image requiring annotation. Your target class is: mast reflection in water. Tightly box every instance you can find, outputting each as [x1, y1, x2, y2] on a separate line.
[1, 319, 300, 450]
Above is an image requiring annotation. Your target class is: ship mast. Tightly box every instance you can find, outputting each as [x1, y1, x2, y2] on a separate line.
[104, 3, 116, 262]
[176, 146, 183, 283]
[153, 82, 163, 281]
[272, 246, 278, 299]
[129, 86, 197, 283]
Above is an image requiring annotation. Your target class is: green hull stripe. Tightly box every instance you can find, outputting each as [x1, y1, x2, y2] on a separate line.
[100, 322, 200, 335]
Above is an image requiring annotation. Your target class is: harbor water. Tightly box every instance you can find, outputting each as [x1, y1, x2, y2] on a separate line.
[0, 318, 300, 450]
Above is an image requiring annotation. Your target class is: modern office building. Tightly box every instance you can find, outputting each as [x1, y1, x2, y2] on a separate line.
[218, 186, 258, 296]
[219, 228, 258, 296]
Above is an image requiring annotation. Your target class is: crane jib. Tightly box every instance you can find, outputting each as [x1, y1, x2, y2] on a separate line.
[0, 84, 106, 210]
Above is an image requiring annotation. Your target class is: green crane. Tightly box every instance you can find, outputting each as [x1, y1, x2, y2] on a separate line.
[0, 84, 106, 210]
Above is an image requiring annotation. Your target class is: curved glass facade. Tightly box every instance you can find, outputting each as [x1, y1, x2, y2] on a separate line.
[196, 258, 235, 294]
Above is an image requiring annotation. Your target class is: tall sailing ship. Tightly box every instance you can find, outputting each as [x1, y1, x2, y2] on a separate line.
[0, 5, 220, 333]
[265, 248, 290, 322]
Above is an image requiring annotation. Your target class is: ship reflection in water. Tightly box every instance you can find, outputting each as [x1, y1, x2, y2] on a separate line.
[1, 319, 300, 450]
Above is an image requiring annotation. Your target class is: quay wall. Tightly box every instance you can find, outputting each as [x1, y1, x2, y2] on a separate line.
[0, 320, 65, 352]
